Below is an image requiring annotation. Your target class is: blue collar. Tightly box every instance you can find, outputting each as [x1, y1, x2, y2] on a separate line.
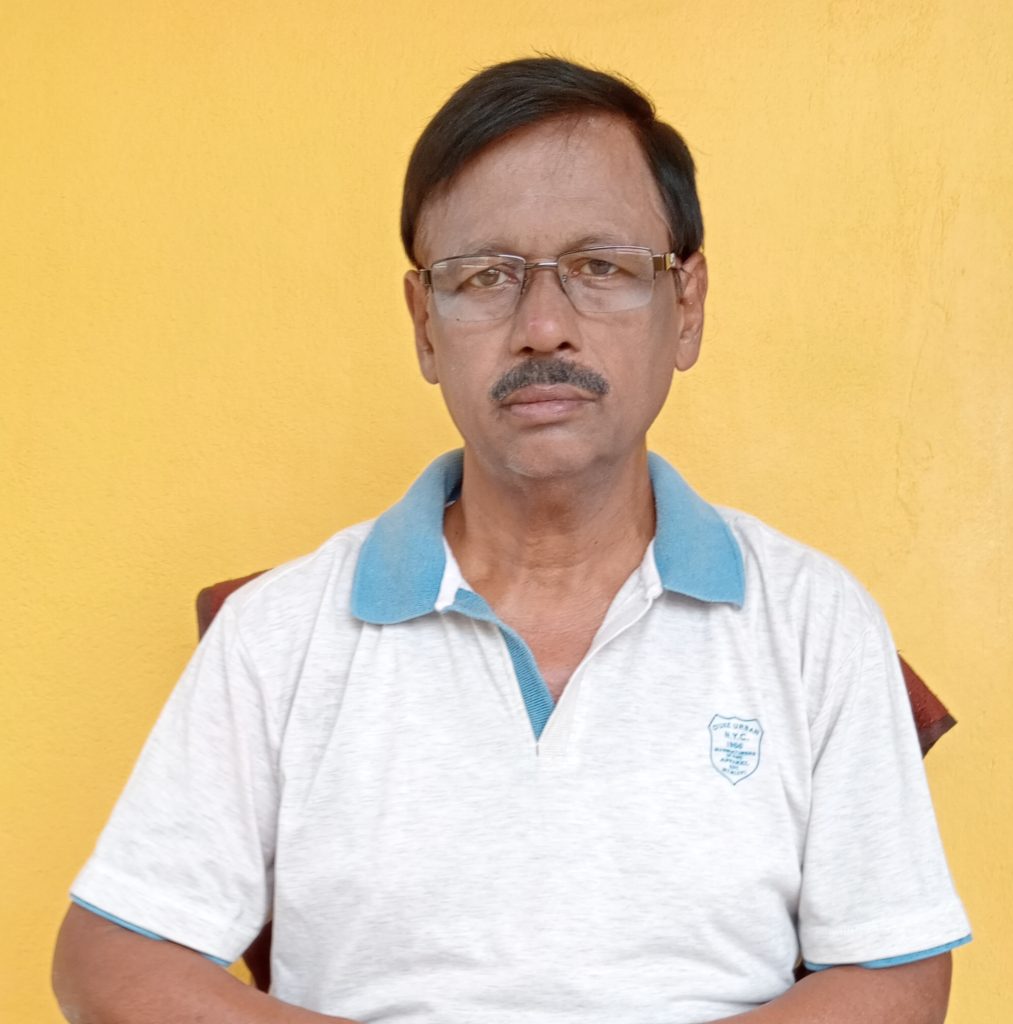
[351, 450, 744, 624]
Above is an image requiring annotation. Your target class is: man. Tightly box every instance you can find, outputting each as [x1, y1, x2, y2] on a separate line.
[53, 57, 970, 1024]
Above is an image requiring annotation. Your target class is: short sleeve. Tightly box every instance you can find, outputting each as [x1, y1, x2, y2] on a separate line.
[797, 603, 971, 967]
[71, 602, 279, 964]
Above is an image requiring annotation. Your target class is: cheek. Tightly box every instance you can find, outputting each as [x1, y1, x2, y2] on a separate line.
[621, 366, 676, 419]
[430, 322, 509, 392]
[608, 341, 680, 423]
[434, 345, 480, 386]
[600, 316, 679, 389]
[430, 345, 495, 419]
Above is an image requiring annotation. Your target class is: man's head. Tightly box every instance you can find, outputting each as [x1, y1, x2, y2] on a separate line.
[401, 57, 703, 267]
[402, 58, 708, 481]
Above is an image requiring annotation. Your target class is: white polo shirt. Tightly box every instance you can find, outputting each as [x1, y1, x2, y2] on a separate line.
[72, 451, 970, 1024]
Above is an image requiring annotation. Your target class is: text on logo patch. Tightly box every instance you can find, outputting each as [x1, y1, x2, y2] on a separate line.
[709, 715, 763, 785]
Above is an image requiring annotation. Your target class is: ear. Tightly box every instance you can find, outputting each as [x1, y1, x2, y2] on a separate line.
[673, 250, 708, 372]
[404, 270, 439, 385]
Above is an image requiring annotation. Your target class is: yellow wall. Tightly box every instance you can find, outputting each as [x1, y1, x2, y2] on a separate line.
[3, 2, 1010, 1020]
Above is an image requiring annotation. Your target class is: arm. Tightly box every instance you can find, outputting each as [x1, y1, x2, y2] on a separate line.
[717, 955, 951, 1024]
[52, 904, 357, 1024]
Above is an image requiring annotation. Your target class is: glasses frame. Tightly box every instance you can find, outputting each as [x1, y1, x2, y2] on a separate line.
[418, 245, 682, 320]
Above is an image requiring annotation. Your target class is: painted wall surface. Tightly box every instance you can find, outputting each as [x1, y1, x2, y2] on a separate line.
[3, 2, 1010, 1020]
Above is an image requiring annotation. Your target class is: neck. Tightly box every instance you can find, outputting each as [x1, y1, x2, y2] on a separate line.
[445, 446, 655, 597]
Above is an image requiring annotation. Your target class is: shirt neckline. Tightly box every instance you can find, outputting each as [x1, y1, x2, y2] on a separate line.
[351, 449, 744, 625]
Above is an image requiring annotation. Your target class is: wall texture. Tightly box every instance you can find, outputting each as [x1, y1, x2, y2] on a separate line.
[2, 2, 1010, 1020]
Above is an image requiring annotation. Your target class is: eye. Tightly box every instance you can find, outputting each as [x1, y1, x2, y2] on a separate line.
[461, 262, 520, 290]
[563, 249, 652, 289]
[567, 254, 624, 281]
[582, 258, 619, 277]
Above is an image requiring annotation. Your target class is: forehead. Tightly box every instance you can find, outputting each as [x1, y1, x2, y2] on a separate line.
[415, 114, 672, 262]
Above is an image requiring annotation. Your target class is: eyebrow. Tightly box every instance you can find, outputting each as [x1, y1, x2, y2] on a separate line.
[565, 232, 632, 250]
[439, 232, 638, 260]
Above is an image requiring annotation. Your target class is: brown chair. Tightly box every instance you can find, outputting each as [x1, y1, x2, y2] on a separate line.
[196, 571, 958, 991]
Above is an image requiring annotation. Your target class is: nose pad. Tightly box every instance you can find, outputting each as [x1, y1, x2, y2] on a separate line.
[518, 263, 571, 309]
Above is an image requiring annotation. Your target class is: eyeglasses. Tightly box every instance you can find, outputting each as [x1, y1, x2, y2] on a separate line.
[418, 245, 682, 322]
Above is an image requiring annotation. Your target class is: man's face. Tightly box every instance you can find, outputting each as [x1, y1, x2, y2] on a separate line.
[404, 113, 707, 482]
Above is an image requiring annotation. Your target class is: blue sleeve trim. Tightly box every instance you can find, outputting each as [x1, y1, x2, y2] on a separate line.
[70, 895, 231, 967]
[804, 933, 972, 971]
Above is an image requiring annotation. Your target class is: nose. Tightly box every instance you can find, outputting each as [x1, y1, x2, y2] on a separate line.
[508, 264, 579, 356]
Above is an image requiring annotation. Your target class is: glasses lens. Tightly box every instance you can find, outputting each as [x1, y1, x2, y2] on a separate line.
[558, 247, 656, 313]
[425, 247, 663, 321]
[428, 255, 525, 322]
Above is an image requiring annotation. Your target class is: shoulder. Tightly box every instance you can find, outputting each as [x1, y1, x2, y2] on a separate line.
[717, 506, 883, 626]
[714, 507, 895, 698]
[211, 519, 376, 668]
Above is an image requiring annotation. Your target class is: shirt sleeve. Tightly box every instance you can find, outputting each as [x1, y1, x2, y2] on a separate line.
[797, 601, 971, 968]
[70, 601, 279, 964]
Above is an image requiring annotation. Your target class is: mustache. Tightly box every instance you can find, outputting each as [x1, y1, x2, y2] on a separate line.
[489, 358, 610, 403]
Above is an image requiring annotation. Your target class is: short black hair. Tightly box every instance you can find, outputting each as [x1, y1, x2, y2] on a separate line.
[401, 57, 703, 265]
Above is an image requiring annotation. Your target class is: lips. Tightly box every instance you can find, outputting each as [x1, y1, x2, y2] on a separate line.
[501, 383, 592, 405]
[499, 383, 596, 422]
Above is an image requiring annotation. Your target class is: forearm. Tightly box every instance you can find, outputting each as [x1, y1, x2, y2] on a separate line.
[715, 954, 952, 1024]
[52, 903, 354, 1024]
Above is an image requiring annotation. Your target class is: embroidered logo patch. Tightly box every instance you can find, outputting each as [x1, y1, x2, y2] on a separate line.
[709, 715, 763, 785]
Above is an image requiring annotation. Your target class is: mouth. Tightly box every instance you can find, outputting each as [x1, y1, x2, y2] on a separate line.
[499, 383, 596, 422]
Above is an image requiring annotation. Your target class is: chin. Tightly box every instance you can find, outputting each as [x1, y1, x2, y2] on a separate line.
[490, 434, 623, 483]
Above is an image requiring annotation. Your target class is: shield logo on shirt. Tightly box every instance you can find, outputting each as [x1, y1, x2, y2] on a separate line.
[709, 715, 763, 785]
